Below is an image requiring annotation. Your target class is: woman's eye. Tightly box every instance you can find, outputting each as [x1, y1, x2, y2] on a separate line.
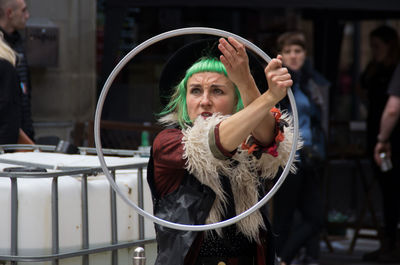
[190, 88, 201, 95]
[213, 89, 223, 95]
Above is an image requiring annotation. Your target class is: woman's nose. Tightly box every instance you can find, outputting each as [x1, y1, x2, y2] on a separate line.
[200, 93, 211, 107]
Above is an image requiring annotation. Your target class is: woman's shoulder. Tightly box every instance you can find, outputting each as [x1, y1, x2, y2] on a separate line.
[153, 128, 183, 148]
[156, 127, 181, 137]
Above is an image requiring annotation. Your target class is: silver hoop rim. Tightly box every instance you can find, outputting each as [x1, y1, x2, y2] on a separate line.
[95, 27, 299, 231]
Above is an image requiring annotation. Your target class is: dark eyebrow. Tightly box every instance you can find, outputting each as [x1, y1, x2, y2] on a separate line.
[188, 84, 202, 88]
[188, 83, 227, 89]
[210, 84, 227, 89]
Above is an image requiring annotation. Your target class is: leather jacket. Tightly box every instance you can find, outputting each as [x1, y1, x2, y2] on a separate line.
[147, 149, 277, 265]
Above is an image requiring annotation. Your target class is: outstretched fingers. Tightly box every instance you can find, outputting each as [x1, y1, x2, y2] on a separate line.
[218, 37, 252, 89]
[218, 37, 247, 68]
[226, 37, 246, 55]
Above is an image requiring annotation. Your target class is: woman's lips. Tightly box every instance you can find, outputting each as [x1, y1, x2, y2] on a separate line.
[201, 112, 212, 118]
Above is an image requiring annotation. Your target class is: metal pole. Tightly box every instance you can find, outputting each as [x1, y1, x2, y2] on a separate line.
[132, 247, 145, 265]
[81, 174, 89, 265]
[110, 170, 118, 265]
[51, 177, 59, 265]
[11, 178, 18, 265]
[137, 168, 144, 240]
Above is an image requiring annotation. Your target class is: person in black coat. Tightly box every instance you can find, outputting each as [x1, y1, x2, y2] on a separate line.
[0, 31, 33, 144]
[0, 0, 34, 140]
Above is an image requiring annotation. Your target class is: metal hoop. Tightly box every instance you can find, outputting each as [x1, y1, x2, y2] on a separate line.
[95, 27, 299, 231]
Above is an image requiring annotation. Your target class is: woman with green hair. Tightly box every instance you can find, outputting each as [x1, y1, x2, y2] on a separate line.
[147, 37, 299, 265]
[159, 55, 244, 128]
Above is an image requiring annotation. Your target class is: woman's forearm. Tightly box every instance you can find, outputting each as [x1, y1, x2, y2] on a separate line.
[219, 92, 277, 151]
[236, 75, 277, 145]
[217, 37, 291, 151]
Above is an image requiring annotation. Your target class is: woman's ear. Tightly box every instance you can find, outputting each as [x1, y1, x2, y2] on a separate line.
[233, 96, 240, 113]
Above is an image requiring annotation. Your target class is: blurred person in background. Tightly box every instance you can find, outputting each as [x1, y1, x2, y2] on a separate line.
[359, 24, 400, 263]
[273, 31, 330, 265]
[0, 31, 33, 144]
[0, 0, 35, 141]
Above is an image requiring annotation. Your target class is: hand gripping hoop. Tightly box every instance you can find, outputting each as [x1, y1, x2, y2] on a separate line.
[95, 27, 299, 231]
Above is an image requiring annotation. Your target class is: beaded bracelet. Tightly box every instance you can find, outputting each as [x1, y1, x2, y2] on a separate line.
[241, 107, 287, 159]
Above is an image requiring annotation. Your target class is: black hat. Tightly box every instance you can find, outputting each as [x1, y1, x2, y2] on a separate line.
[159, 37, 268, 107]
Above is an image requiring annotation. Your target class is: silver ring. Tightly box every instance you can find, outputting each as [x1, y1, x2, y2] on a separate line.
[95, 27, 299, 231]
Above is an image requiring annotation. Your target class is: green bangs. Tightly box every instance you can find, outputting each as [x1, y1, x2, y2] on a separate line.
[159, 57, 244, 128]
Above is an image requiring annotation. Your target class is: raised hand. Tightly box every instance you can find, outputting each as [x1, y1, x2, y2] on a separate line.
[264, 55, 292, 104]
[218, 37, 253, 90]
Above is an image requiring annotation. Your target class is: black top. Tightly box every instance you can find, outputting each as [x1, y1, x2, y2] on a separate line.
[0, 27, 34, 140]
[386, 63, 400, 154]
[361, 61, 398, 156]
[0, 59, 21, 144]
[388, 63, 400, 97]
[198, 174, 256, 258]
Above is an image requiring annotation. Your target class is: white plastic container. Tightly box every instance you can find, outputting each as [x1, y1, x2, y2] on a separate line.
[0, 152, 156, 265]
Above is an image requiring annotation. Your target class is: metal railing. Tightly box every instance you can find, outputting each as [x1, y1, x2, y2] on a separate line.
[0, 145, 154, 265]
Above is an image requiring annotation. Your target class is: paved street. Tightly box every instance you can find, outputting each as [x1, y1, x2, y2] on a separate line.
[319, 231, 392, 265]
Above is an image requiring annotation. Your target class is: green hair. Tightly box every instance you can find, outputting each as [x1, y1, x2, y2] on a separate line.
[159, 57, 244, 128]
